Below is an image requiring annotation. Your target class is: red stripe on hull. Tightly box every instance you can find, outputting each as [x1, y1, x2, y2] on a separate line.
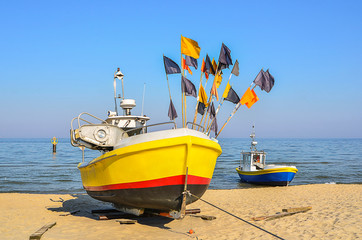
[84, 175, 211, 192]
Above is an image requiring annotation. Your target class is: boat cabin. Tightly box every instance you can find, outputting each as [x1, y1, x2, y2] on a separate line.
[240, 150, 266, 171]
[239, 125, 266, 171]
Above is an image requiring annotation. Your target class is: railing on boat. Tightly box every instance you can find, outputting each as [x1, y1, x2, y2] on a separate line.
[121, 121, 177, 137]
[70, 112, 111, 148]
[70, 112, 208, 149]
[186, 122, 205, 132]
[70, 112, 109, 131]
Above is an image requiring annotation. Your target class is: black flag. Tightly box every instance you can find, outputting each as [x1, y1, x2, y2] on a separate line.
[205, 54, 215, 75]
[163, 56, 181, 75]
[210, 117, 218, 133]
[181, 76, 197, 97]
[231, 60, 239, 76]
[225, 87, 240, 104]
[168, 99, 178, 120]
[197, 102, 206, 115]
[185, 56, 198, 69]
[264, 69, 275, 93]
[218, 43, 233, 68]
[253, 69, 275, 93]
[207, 102, 216, 119]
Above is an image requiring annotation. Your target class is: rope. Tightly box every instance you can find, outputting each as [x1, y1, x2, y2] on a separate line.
[189, 192, 285, 240]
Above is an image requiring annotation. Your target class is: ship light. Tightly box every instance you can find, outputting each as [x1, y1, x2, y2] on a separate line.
[97, 129, 107, 139]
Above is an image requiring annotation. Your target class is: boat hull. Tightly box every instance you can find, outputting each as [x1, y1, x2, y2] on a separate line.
[236, 167, 298, 186]
[78, 129, 222, 211]
[86, 181, 207, 210]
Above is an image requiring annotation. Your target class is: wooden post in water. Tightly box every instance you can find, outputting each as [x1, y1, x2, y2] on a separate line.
[51, 137, 58, 153]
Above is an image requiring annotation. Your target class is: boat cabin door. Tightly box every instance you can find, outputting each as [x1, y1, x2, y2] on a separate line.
[241, 152, 252, 171]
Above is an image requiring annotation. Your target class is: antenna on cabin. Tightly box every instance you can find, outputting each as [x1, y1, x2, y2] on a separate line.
[141, 83, 146, 116]
[114, 68, 124, 97]
[250, 124, 257, 151]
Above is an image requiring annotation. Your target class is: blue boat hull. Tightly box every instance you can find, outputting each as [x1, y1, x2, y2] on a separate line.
[236, 167, 297, 186]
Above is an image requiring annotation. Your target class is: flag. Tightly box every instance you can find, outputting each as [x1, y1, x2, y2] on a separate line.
[181, 57, 192, 75]
[201, 58, 209, 79]
[210, 117, 218, 133]
[218, 43, 233, 68]
[201, 58, 205, 72]
[210, 81, 219, 101]
[218, 63, 227, 71]
[264, 69, 275, 93]
[168, 99, 178, 120]
[199, 85, 208, 106]
[240, 87, 259, 108]
[231, 60, 239, 76]
[214, 72, 222, 88]
[205, 55, 214, 75]
[211, 58, 217, 75]
[253, 70, 264, 89]
[163, 56, 181, 74]
[225, 87, 240, 104]
[197, 101, 206, 115]
[253, 69, 275, 93]
[185, 55, 198, 69]
[181, 35, 201, 59]
[181, 76, 197, 97]
[222, 82, 231, 99]
[208, 102, 216, 119]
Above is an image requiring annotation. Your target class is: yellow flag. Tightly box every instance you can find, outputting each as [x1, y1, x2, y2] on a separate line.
[222, 82, 231, 99]
[214, 73, 222, 88]
[199, 85, 208, 106]
[181, 35, 201, 59]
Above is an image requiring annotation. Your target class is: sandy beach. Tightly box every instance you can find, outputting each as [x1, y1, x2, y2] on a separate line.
[0, 184, 360, 240]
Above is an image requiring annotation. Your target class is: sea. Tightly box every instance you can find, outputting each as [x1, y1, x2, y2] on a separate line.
[0, 138, 361, 194]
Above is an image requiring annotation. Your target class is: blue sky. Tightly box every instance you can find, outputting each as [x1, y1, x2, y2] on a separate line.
[0, 0, 361, 138]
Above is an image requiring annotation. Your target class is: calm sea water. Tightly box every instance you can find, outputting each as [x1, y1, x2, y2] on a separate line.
[0, 138, 361, 193]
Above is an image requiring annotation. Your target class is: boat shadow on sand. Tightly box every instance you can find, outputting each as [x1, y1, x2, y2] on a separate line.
[47, 193, 175, 229]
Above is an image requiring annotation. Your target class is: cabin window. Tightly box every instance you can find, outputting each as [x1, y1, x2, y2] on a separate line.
[243, 154, 250, 167]
[253, 154, 261, 163]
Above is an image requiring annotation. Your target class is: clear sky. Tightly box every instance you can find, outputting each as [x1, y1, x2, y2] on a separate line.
[1, 0, 361, 138]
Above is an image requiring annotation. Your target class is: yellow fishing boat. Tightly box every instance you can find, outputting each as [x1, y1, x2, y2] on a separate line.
[70, 69, 221, 216]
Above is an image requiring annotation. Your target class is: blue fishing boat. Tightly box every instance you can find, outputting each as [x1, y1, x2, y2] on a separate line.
[236, 126, 298, 186]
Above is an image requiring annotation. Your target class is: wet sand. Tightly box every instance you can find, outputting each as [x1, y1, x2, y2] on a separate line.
[0, 184, 360, 239]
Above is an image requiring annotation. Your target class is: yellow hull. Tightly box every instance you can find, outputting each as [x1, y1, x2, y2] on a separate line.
[78, 129, 222, 210]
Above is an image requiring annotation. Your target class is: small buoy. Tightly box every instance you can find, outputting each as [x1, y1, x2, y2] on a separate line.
[51, 137, 58, 153]
[188, 229, 194, 234]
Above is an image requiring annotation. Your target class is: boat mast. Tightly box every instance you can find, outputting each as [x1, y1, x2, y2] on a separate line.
[114, 68, 124, 116]
[250, 124, 257, 152]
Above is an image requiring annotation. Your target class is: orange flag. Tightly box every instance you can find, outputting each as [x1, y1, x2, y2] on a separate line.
[201, 58, 205, 72]
[211, 81, 219, 101]
[181, 57, 192, 75]
[240, 87, 259, 108]
[201, 58, 209, 79]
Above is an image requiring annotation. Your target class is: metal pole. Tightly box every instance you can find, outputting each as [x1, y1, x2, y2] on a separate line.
[121, 78, 124, 100]
[180, 167, 188, 219]
[113, 77, 118, 115]
[141, 83, 146, 116]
